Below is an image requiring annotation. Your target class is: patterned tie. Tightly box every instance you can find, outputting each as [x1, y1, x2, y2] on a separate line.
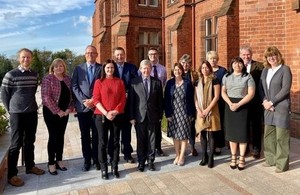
[88, 65, 94, 84]
[144, 78, 149, 98]
[153, 65, 158, 79]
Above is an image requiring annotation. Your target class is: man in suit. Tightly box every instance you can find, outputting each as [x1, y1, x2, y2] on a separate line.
[240, 45, 264, 159]
[72, 45, 102, 171]
[129, 59, 163, 172]
[111, 47, 138, 163]
[148, 47, 167, 156]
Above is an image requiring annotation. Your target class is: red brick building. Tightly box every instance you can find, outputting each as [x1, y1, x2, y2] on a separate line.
[92, 0, 300, 137]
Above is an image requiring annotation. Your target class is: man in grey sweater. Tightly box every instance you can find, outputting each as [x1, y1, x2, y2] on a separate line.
[1, 48, 45, 187]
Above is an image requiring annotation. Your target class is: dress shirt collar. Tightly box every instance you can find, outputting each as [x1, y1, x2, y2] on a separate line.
[18, 65, 31, 72]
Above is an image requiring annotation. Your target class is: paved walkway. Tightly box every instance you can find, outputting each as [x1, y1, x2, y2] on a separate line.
[2, 90, 300, 194]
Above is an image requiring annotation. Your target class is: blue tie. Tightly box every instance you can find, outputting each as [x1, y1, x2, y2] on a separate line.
[88, 65, 94, 84]
[144, 78, 149, 98]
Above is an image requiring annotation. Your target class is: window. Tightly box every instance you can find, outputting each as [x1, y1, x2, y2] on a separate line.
[138, 0, 158, 7]
[204, 17, 218, 53]
[137, 30, 161, 62]
[112, 0, 120, 16]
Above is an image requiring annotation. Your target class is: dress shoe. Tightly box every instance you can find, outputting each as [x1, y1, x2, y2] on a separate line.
[26, 166, 45, 175]
[82, 164, 91, 171]
[124, 156, 135, 163]
[262, 162, 272, 167]
[94, 163, 100, 171]
[156, 149, 165, 156]
[214, 148, 221, 156]
[252, 149, 261, 159]
[191, 148, 198, 156]
[56, 162, 67, 171]
[230, 154, 237, 169]
[112, 168, 120, 178]
[8, 176, 24, 187]
[48, 165, 58, 175]
[137, 164, 145, 172]
[275, 168, 284, 173]
[101, 170, 109, 180]
[148, 163, 156, 171]
[237, 156, 245, 171]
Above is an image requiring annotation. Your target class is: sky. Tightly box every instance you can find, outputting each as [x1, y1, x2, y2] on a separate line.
[0, 0, 95, 58]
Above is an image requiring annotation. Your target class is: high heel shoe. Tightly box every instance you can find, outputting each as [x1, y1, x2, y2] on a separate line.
[48, 165, 58, 175]
[56, 161, 67, 171]
[238, 156, 245, 170]
[199, 153, 208, 166]
[230, 154, 237, 169]
[173, 156, 179, 165]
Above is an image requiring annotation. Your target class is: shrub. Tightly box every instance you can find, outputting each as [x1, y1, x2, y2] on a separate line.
[0, 105, 9, 135]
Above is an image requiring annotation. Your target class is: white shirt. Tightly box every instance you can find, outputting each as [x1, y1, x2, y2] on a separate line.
[266, 65, 282, 89]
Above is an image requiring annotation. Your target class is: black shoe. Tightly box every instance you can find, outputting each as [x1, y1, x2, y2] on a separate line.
[252, 149, 261, 159]
[112, 169, 120, 178]
[214, 148, 221, 156]
[148, 163, 156, 171]
[156, 149, 164, 157]
[82, 164, 91, 172]
[94, 163, 100, 170]
[48, 165, 58, 175]
[124, 156, 135, 163]
[56, 163, 67, 171]
[191, 148, 198, 157]
[101, 170, 109, 180]
[199, 153, 208, 166]
[137, 164, 145, 172]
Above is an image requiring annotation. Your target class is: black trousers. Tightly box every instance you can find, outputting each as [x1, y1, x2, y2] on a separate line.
[108, 113, 133, 158]
[95, 115, 120, 170]
[7, 112, 38, 179]
[248, 104, 263, 152]
[77, 111, 98, 165]
[188, 119, 196, 147]
[43, 107, 68, 165]
[214, 99, 225, 148]
[135, 118, 156, 164]
[155, 121, 162, 150]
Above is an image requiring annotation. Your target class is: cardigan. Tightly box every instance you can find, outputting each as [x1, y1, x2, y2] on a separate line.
[260, 65, 292, 129]
[164, 78, 196, 118]
[93, 77, 126, 115]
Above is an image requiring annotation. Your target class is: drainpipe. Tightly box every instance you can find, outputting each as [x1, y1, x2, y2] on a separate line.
[191, 0, 196, 70]
[161, 0, 165, 67]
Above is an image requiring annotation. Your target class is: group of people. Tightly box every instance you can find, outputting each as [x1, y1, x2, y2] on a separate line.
[0, 44, 292, 187]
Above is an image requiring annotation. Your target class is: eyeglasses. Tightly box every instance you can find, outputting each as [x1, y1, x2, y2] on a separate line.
[85, 52, 97, 55]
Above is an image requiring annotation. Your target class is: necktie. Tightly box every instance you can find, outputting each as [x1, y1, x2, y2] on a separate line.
[144, 78, 149, 98]
[118, 65, 123, 77]
[153, 65, 158, 79]
[88, 65, 94, 84]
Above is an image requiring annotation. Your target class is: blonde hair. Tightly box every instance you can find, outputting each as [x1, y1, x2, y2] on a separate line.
[179, 54, 192, 64]
[49, 58, 67, 74]
[263, 46, 284, 68]
[206, 51, 219, 61]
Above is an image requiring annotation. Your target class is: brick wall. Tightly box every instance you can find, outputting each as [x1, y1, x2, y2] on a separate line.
[240, 0, 300, 137]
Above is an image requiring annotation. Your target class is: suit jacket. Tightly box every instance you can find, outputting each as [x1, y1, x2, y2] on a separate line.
[164, 78, 196, 118]
[129, 76, 163, 123]
[72, 62, 102, 112]
[114, 62, 138, 92]
[260, 65, 292, 129]
[249, 60, 264, 104]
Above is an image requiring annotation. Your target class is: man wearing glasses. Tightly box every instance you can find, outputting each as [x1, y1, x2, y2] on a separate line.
[72, 45, 102, 171]
[148, 47, 167, 156]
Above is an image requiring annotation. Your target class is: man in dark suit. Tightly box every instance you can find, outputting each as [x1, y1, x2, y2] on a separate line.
[111, 47, 138, 163]
[72, 45, 102, 171]
[240, 46, 264, 159]
[129, 60, 163, 172]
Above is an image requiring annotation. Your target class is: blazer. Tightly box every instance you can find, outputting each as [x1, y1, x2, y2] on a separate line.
[260, 65, 292, 129]
[129, 76, 163, 123]
[41, 74, 73, 114]
[113, 62, 138, 92]
[72, 62, 102, 112]
[164, 78, 196, 118]
[249, 60, 264, 104]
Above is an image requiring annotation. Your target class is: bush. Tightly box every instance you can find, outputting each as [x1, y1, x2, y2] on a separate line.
[0, 105, 9, 135]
